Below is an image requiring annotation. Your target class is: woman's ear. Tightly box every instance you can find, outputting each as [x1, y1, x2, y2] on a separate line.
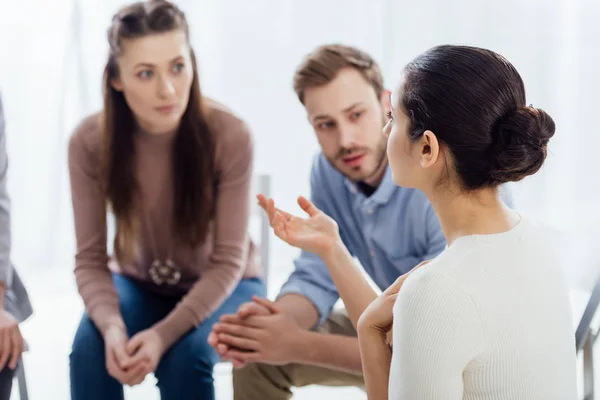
[420, 130, 441, 169]
[111, 77, 124, 92]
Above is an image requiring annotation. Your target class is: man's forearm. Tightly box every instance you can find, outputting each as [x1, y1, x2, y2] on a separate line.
[276, 293, 319, 330]
[275, 294, 362, 373]
[294, 330, 363, 374]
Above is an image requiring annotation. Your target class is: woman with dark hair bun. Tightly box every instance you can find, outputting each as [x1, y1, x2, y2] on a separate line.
[258, 45, 578, 399]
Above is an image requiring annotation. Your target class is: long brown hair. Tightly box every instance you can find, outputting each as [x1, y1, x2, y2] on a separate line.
[102, 0, 215, 263]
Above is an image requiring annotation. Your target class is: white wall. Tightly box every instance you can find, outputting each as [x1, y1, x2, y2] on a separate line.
[0, 0, 599, 290]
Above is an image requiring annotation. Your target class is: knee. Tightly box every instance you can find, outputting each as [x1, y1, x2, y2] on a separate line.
[233, 362, 288, 392]
[232, 363, 258, 391]
[70, 313, 105, 369]
[156, 331, 219, 382]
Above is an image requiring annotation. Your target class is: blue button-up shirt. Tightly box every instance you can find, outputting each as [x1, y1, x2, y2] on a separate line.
[278, 153, 513, 326]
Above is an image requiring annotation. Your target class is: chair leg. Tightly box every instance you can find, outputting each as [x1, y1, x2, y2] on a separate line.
[584, 328, 595, 400]
[16, 361, 28, 400]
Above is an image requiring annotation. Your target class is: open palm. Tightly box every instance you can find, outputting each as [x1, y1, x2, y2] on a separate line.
[257, 194, 340, 256]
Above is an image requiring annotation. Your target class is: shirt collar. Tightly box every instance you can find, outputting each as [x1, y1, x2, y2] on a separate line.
[344, 165, 397, 205]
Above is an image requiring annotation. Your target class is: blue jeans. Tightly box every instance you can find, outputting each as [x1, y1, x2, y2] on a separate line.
[69, 274, 265, 400]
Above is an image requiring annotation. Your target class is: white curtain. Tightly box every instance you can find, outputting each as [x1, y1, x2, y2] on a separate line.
[0, 0, 599, 290]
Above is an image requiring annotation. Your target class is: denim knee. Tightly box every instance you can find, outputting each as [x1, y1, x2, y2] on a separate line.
[69, 313, 105, 370]
[157, 330, 219, 378]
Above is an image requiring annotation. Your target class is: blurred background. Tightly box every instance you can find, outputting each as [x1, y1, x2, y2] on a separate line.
[1, 0, 600, 398]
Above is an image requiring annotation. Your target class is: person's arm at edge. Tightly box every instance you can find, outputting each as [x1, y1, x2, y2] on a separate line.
[0, 95, 12, 304]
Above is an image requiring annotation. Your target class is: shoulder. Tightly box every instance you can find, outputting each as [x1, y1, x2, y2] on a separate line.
[204, 98, 253, 149]
[396, 259, 478, 322]
[400, 245, 477, 301]
[204, 99, 254, 174]
[68, 111, 103, 158]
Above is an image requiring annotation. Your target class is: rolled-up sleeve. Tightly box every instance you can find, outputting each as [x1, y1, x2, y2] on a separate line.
[278, 249, 340, 326]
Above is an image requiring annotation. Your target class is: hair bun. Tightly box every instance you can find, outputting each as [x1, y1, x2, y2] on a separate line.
[488, 106, 555, 184]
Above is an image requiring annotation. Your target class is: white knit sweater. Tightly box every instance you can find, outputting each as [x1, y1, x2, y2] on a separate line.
[389, 217, 578, 399]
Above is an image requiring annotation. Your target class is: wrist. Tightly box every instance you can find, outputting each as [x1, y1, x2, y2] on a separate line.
[357, 322, 387, 345]
[105, 321, 127, 338]
[291, 329, 315, 364]
[320, 239, 348, 264]
[149, 328, 166, 353]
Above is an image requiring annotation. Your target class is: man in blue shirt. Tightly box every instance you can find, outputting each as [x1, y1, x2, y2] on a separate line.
[209, 44, 511, 399]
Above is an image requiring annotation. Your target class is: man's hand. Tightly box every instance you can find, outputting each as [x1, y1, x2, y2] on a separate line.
[208, 299, 273, 367]
[212, 296, 305, 366]
[0, 309, 23, 370]
[104, 325, 151, 387]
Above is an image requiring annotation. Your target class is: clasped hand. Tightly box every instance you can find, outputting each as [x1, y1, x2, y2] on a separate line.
[0, 309, 24, 371]
[208, 296, 303, 367]
[104, 326, 165, 386]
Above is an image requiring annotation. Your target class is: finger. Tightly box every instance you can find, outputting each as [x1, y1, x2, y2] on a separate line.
[385, 272, 410, 293]
[108, 366, 127, 385]
[207, 331, 219, 347]
[125, 334, 144, 357]
[220, 314, 243, 324]
[232, 358, 246, 368]
[266, 198, 294, 222]
[220, 314, 266, 329]
[297, 196, 320, 217]
[272, 212, 289, 239]
[218, 333, 261, 351]
[8, 329, 23, 370]
[238, 301, 271, 318]
[256, 194, 268, 210]
[225, 349, 262, 363]
[113, 343, 131, 370]
[125, 361, 149, 386]
[121, 348, 149, 370]
[267, 198, 277, 225]
[217, 343, 230, 355]
[252, 296, 281, 314]
[107, 353, 128, 384]
[214, 322, 263, 340]
[385, 261, 431, 295]
[386, 327, 394, 346]
[0, 331, 9, 370]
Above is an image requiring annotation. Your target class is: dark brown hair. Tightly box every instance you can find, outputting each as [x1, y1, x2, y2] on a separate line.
[401, 45, 554, 190]
[293, 44, 384, 104]
[103, 0, 215, 263]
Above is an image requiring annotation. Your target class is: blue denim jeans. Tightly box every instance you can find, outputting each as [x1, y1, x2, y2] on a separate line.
[69, 274, 265, 400]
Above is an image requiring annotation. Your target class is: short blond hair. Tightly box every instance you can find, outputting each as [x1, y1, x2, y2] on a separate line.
[293, 44, 384, 104]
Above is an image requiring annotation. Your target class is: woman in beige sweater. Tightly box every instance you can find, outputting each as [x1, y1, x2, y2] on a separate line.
[67, 1, 264, 399]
